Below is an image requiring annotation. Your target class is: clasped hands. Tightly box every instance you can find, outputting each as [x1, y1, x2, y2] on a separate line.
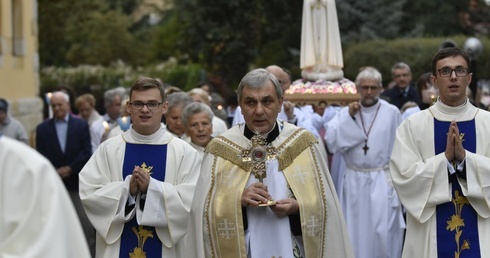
[241, 182, 299, 217]
[130, 165, 151, 196]
[57, 166, 72, 179]
[445, 121, 466, 163]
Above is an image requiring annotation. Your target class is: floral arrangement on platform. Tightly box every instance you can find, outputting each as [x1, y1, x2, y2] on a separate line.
[285, 78, 359, 106]
[286, 78, 357, 94]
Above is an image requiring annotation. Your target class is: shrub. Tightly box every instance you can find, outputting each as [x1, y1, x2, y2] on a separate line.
[343, 36, 490, 86]
[40, 58, 203, 113]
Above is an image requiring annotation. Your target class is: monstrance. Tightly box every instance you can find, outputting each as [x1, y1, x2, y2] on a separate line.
[239, 130, 277, 206]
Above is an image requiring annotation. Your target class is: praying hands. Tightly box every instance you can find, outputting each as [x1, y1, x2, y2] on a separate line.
[130, 165, 151, 195]
[445, 121, 466, 163]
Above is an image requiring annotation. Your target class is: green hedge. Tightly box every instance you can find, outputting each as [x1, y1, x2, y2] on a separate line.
[41, 36, 490, 106]
[343, 36, 490, 86]
[40, 58, 203, 104]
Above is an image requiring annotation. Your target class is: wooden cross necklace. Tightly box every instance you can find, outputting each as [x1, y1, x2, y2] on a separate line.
[359, 103, 381, 155]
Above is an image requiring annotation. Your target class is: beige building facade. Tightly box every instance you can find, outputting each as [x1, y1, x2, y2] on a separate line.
[0, 0, 43, 146]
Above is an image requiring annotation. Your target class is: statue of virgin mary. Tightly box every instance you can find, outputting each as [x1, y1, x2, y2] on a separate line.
[300, 0, 344, 81]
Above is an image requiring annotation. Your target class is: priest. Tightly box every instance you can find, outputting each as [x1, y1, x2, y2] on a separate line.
[325, 67, 405, 258]
[79, 77, 201, 258]
[185, 68, 353, 258]
[0, 135, 91, 257]
[390, 47, 490, 257]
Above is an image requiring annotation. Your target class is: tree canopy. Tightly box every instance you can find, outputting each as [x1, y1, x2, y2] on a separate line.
[38, 0, 490, 88]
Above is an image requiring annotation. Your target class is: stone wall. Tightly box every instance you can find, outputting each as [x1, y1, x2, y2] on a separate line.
[10, 97, 43, 147]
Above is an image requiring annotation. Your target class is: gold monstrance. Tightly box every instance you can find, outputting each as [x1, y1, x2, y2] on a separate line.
[239, 130, 277, 206]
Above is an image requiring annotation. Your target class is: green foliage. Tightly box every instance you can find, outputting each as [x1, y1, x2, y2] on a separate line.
[343, 35, 490, 86]
[337, 0, 406, 46]
[150, 9, 186, 62]
[107, 0, 139, 14]
[38, 0, 490, 94]
[178, 0, 260, 86]
[65, 10, 144, 66]
[38, 0, 108, 66]
[399, 0, 490, 37]
[178, 0, 303, 88]
[38, 0, 151, 67]
[40, 58, 203, 105]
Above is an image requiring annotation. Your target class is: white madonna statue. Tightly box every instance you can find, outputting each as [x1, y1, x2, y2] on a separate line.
[300, 0, 344, 81]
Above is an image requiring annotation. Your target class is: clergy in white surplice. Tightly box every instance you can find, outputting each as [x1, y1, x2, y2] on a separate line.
[325, 67, 405, 258]
[185, 68, 354, 258]
[1, 135, 91, 257]
[390, 47, 490, 258]
[79, 77, 201, 258]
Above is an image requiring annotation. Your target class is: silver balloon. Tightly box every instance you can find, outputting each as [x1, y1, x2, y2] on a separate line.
[464, 37, 483, 60]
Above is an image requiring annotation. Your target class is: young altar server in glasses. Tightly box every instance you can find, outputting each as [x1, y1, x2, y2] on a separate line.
[79, 77, 201, 258]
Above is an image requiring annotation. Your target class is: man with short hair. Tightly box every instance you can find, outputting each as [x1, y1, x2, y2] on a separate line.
[232, 65, 308, 127]
[185, 68, 353, 258]
[390, 47, 490, 258]
[103, 87, 126, 126]
[35, 91, 95, 256]
[381, 62, 422, 110]
[0, 98, 29, 144]
[325, 67, 405, 258]
[99, 87, 126, 142]
[232, 65, 328, 162]
[79, 77, 201, 258]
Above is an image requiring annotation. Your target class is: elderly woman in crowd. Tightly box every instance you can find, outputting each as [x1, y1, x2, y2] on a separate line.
[181, 102, 213, 157]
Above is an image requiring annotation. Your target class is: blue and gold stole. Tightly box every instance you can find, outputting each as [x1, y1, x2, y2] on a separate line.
[120, 143, 167, 258]
[434, 119, 480, 258]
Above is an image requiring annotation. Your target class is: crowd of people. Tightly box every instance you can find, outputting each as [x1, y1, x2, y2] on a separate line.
[1, 47, 490, 258]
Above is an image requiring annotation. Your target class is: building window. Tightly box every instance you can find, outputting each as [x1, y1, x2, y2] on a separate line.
[12, 0, 24, 56]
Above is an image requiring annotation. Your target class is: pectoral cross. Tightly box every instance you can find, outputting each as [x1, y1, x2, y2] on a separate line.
[362, 140, 369, 155]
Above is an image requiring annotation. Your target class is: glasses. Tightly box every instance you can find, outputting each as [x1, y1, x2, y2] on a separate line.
[437, 67, 469, 78]
[129, 101, 163, 110]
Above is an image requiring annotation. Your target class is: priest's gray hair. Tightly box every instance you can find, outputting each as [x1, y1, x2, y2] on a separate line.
[104, 87, 126, 108]
[52, 91, 70, 103]
[167, 92, 192, 111]
[181, 102, 214, 129]
[355, 67, 383, 87]
[391, 62, 411, 75]
[237, 68, 283, 102]
[188, 88, 211, 105]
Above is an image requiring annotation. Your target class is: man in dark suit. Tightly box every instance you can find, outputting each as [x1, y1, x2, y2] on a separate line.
[381, 62, 422, 110]
[36, 91, 95, 257]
